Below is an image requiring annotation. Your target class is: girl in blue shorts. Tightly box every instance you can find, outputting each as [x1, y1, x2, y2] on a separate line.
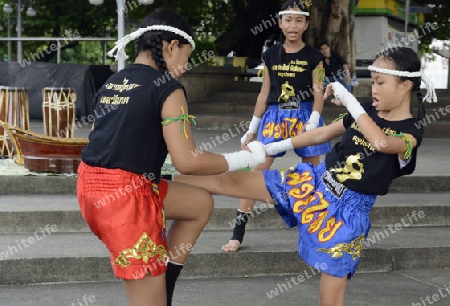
[222, 0, 331, 252]
[175, 47, 437, 305]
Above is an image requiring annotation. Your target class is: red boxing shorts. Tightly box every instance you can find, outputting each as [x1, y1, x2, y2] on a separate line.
[77, 162, 169, 280]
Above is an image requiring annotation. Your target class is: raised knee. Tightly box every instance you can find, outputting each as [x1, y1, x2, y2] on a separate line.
[198, 190, 214, 220]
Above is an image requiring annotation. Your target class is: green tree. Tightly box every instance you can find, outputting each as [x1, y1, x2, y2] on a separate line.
[416, 0, 450, 47]
[0, 0, 118, 63]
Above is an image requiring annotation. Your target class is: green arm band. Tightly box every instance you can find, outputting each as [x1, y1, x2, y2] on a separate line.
[332, 112, 348, 123]
[257, 68, 268, 81]
[313, 67, 325, 84]
[393, 132, 413, 160]
[162, 106, 197, 138]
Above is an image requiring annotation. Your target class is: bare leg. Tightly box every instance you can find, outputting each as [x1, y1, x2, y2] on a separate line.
[318, 272, 348, 306]
[162, 181, 215, 305]
[120, 182, 214, 306]
[174, 170, 273, 204]
[163, 181, 214, 264]
[122, 273, 166, 306]
[222, 157, 275, 252]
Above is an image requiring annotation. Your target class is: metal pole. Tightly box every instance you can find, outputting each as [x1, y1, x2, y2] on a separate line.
[117, 0, 125, 71]
[7, 13, 11, 61]
[404, 0, 410, 38]
[17, 0, 22, 63]
[102, 41, 106, 65]
[57, 39, 61, 63]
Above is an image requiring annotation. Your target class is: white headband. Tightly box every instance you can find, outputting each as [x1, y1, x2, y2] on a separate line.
[108, 25, 196, 61]
[279, 10, 310, 17]
[368, 65, 437, 103]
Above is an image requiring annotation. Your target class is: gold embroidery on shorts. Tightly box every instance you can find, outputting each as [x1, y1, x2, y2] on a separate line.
[279, 168, 287, 184]
[113, 232, 168, 268]
[317, 234, 364, 260]
[152, 183, 159, 195]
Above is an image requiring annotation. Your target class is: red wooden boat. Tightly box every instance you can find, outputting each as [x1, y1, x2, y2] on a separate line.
[0, 120, 88, 174]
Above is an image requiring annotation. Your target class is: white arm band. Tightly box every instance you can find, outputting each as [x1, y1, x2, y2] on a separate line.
[305, 111, 320, 131]
[264, 139, 294, 156]
[241, 116, 261, 144]
[332, 82, 366, 120]
[222, 142, 266, 171]
[248, 116, 261, 134]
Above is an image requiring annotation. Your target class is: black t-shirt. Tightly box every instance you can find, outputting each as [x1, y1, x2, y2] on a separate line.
[263, 44, 323, 104]
[325, 102, 423, 195]
[81, 64, 184, 182]
[323, 51, 347, 77]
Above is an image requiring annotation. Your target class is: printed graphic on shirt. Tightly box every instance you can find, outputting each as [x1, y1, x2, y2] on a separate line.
[273, 60, 308, 103]
[329, 121, 401, 184]
[264, 44, 324, 104]
[329, 153, 364, 183]
[326, 102, 423, 195]
[100, 78, 141, 105]
[278, 81, 295, 102]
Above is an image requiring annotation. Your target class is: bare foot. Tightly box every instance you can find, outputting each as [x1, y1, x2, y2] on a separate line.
[221, 240, 240, 252]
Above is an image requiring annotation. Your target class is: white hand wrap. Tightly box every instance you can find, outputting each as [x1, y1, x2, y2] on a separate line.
[264, 139, 294, 156]
[332, 82, 366, 120]
[241, 116, 261, 145]
[305, 111, 320, 131]
[222, 141, 266, 171]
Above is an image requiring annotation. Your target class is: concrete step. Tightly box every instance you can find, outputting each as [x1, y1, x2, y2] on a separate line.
[191, 113, 450, 138]
[191, 89, 450, 134]
[225, 80, 261, 93]
[190, 102, 449, 123]
[198, 88, 450, 108]
[1, 269, 450, 306]
[0, 171, 450, 196]
[0, 227, 449, 285]
[0, 193, 448, 234]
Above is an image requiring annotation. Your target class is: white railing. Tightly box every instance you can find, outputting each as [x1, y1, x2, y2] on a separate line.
[0, 37, 116, 64]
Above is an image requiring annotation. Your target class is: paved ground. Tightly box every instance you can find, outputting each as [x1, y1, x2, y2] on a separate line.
[1, 269, 450, 306]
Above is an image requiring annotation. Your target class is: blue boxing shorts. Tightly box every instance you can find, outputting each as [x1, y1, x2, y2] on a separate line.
[258, 102, 331, 158]
[263, 161, 376, 278]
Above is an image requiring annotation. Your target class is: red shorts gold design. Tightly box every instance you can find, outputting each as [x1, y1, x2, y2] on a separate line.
[77, 162, 169, 280]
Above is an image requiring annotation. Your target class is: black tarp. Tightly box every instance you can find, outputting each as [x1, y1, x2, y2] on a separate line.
[0, 62, 113, 120]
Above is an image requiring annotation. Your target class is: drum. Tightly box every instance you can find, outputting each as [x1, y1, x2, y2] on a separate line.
[0, 86, 30, 157]
[42, 87, 76, 138]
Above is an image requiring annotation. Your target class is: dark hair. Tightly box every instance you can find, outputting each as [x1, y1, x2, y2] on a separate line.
[319, 42, 329, 49]
[280, 0, 309, 12]
[135, 8, 194, 73]
[279, 0, 310, 63]
[375, 47, 425, 127]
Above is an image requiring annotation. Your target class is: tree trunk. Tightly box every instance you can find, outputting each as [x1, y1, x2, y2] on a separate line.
[326, 0, 351, 54]
[215, 0, 279, 59]
[310, 0, 358, 72]
[309, 0, 330, 48]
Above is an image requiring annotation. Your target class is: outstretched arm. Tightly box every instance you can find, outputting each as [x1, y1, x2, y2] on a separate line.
[264, 119, 346, 156]
[162, 89, 266, 175]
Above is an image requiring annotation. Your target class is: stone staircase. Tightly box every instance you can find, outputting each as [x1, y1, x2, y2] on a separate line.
[189, 81, 450, 138]
[0, 154, 449, 285]
[0, 110, 449, 305]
